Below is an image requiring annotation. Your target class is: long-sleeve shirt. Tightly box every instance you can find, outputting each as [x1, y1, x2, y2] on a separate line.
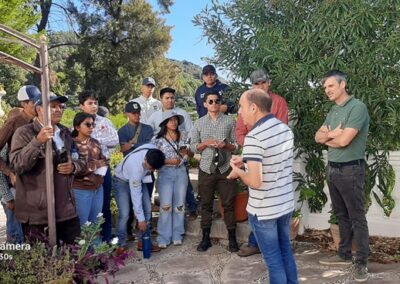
[114, 144, 156, 222]
[131, 95, 162, 125]
[92, 115, 119, 160]
[236, 91, 289, 146]
[147, 107, 193, 138]
[0, 109, 33, 176]
[190, 113, 237, 174]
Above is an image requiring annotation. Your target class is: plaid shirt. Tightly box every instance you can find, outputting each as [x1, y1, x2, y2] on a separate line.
[0, 144, 13, 203]
[190, 113, 237, 174]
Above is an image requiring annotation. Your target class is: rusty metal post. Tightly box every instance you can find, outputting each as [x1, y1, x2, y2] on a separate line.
[39, 35, 56, 247]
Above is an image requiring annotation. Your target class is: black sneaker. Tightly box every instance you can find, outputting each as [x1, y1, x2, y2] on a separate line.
[354, 264, 369, 282]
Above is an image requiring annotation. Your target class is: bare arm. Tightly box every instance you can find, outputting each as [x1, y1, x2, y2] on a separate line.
[325, 128, 359, 148]
[315, 125, 331, 144]
[229, 160, 263, 189]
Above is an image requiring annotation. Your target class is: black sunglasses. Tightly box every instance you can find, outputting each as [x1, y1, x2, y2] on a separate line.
[83, 122, 96, 128]
[207, 99, 221, 105]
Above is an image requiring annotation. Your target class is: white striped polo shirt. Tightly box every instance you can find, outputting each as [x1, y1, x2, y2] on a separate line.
[243, 114, 294, 220]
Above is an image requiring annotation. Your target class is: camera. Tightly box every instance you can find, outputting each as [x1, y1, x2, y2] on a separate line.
[57, 147, 68, 164]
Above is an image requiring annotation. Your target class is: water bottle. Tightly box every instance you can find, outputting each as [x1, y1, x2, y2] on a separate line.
[142, 229, 151, 259]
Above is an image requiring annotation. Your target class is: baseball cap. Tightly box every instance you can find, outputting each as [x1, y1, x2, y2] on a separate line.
[17, 85, 41, 101]
[250, 69, 270, 84]
[34, 92, 68, 106]
[125, 101, 141, 113]
[142, 77, 156, 86]
[202, 65, 216, 75]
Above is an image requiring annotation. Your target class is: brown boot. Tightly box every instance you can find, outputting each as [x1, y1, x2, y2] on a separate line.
[237, 245, 261, 257]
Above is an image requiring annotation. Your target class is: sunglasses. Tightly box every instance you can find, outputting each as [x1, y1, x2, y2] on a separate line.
[207, 99, 221, 105]
[83, 122, 96, 128]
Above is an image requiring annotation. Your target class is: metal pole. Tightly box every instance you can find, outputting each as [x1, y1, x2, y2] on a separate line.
[39, 35, 57, 247]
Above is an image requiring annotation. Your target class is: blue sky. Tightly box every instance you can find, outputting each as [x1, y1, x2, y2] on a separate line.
[149, 0, 214, 67]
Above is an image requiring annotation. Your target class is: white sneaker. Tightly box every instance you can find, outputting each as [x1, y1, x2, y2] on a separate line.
[173, 240, 182, 246]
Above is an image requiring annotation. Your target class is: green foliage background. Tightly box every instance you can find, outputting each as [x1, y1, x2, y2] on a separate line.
[195, 0, 400, 215]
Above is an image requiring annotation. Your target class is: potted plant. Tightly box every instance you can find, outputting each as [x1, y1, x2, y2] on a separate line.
[220, 180, 249, 222]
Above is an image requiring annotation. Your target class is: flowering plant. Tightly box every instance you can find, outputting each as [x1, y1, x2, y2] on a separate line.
[0, 213, 131, 284]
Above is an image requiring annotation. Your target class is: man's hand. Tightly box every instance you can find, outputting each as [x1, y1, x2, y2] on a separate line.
[230, 155, 244, 168]
[6, 200, 15, 211]
[57, 160, 75, 175]
[328, 122, 344, 139]
[138, 221, 147, 232]
[216, 140, 226, 149]
[36, 126, 54, 144]
[227, 160, 241, 179]
[9, 172, 16, 186]
[203, 139, 219, 148]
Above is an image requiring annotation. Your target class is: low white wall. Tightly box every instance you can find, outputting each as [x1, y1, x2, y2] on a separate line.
[296, 151, 400, 238]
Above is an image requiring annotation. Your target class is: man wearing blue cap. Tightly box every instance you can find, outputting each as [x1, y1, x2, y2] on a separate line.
[0, 85, 40, 243]
[10, 93, 86, 244]
[194, 65, 236, 118]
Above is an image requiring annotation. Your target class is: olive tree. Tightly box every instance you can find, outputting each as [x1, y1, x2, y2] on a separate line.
[195, 0, 400, 215]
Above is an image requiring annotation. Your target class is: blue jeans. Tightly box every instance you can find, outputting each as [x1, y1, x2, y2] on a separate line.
[248, 231, 258, 248]
[185, 167, 197, 213]
[101, 168, 113, 242]
[73, 186, 104, 226]
[1, 202, 23, 243]
[327, 162, 369, 265]
[249, 212, 298, 284]
[157, 165, 188, 245]
[114, 177, 151, 246]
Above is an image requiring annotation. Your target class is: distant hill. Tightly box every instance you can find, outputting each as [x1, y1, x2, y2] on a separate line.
[169, 59, 227, 83]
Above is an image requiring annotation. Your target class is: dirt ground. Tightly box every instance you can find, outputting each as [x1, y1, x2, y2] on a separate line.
[296, 228, 400, 264]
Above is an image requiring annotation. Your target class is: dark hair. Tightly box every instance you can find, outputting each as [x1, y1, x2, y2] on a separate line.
[145, 149, 165, 170]
[244, 89, 272, 113]
[160, 87, 176, 98]
[156, 118, 181, 141]
[321, 70, 348, 85]
[78, 90, 98, 105]
[203, 90, 221, 102]
[71, 112, 95, 137]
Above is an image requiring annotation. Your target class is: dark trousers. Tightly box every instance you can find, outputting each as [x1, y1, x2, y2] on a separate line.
[185, 166, 197, 213]
[101, 167, 112, 242]
[198, 169, 237, 230]
[23, 216, 81, 245]
[327, 162, 369, 265]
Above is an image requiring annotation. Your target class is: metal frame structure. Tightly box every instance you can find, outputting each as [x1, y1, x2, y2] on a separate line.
[0, 24, 57, 246]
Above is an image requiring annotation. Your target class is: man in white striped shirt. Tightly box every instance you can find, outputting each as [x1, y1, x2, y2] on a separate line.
[228, 89, 298, 284]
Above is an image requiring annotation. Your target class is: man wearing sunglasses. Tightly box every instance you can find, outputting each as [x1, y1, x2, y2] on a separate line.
[10, 94, 86, 244]
[194, 65, 236, 118]
[190, 90, 239, 253]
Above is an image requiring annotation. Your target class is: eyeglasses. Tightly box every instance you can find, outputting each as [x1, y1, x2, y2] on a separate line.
[83, 122, 96, 128]
[207, 99, 221, 105]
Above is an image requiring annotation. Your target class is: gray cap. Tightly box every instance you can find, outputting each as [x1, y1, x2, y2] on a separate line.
[250, 69, 270, 84]
[142, 77, 156, 86]
[34, 92, 68, 106]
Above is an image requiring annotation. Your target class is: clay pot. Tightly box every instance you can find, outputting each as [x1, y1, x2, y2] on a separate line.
[220, 190, 249, 222]
[330, 224, 357, 252]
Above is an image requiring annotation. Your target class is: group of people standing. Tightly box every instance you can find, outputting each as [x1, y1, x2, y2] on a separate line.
[0, 65, 370, 283]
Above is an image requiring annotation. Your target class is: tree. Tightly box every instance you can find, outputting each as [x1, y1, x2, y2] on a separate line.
[67, 0, 172, 107]
[194, 0, 400, 215]
[0, 0, 39, 104]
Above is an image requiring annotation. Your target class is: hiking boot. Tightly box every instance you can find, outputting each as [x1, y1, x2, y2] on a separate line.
[237, 245, 261, 257]
[354, 264, 369, 282]
[197, 228, 212, 252]
[228, 229, 239, 252]
[137, 240, 162, 252]
[319, 255, 352, 265]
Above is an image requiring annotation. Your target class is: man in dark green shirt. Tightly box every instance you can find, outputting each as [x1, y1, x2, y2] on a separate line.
[315, 70, 370, 283]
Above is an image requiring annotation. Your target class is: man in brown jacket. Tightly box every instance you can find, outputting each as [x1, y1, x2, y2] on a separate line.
[10, 94, 86, 244]
[0, 85, 40, 243]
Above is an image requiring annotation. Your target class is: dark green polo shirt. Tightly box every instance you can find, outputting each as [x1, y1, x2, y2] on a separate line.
[324, 96, 369, 162]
